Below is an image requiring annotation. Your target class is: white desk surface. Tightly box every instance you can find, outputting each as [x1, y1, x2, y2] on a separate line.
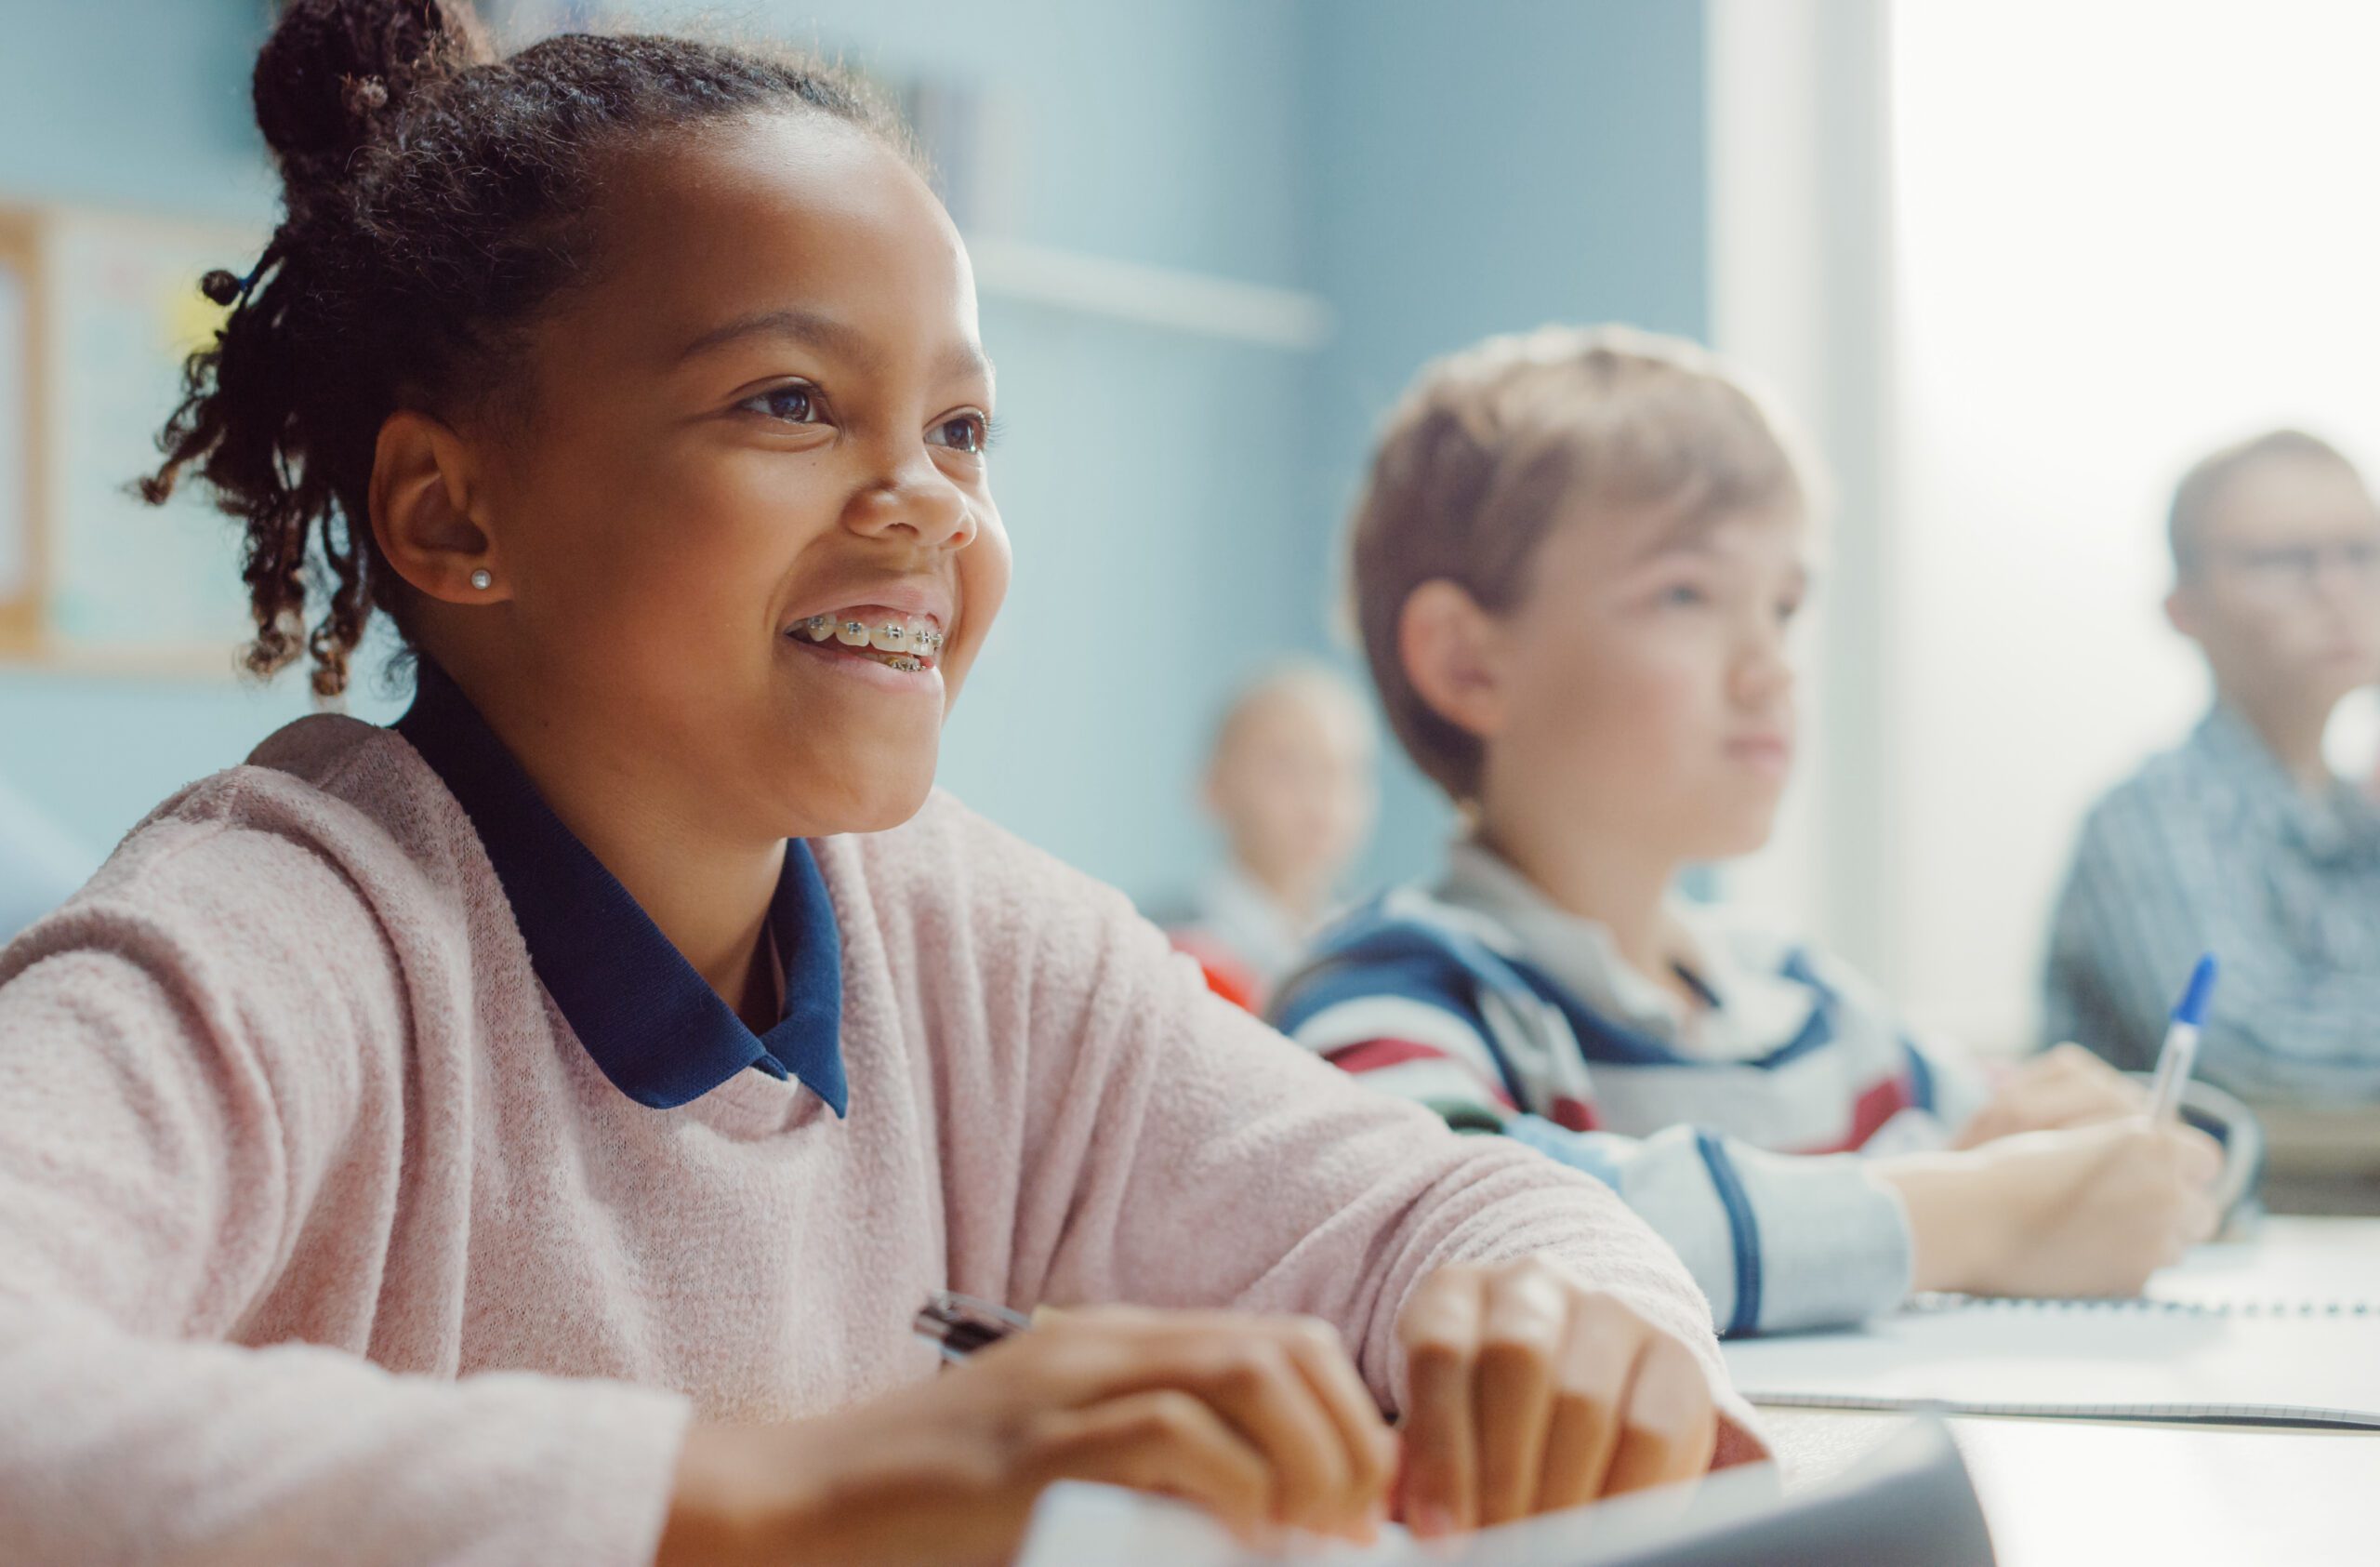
[1761, 1215, 2380, 1566]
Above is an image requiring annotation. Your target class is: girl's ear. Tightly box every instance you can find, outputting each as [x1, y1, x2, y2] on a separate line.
[370, 409, 508, 604]
[1400, 578, 1513, 743]
[2164, 584, 2200, 641]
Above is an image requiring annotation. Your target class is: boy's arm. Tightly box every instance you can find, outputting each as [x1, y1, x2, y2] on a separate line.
[1503, 1119, 1912, 1335]
[1277, 970, 1912, 1336]
[0, 843, 687, 1567]
[1325, 1045, 1913, 1336]
[2059, 795, 2380, 1100]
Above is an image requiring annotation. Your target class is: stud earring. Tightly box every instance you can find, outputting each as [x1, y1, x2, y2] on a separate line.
[469, 569, 493, 591]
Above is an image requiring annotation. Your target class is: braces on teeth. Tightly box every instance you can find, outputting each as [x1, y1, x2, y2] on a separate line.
[793, 615, 944, 671]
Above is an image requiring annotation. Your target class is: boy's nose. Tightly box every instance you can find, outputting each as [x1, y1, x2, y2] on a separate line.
[1732, 642, 1794, 704]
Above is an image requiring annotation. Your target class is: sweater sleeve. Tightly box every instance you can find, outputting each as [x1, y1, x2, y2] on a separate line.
[987, 865, 1765, 1465]
[0, 821, 689, 1567]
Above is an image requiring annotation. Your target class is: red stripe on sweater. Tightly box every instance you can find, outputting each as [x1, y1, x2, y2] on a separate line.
[1548, 1096, 1598, 1132]
[1793, 1076, 1912, 1154]
[1326, 1038, 1519, 1110]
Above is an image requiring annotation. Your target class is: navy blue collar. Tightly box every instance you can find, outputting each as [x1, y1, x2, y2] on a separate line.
[395, 661, 846, 1115]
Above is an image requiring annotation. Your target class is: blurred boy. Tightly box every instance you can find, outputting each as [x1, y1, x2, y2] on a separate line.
[2046, 431, 2380, 1101]
[1276, 325, 2225, 1335]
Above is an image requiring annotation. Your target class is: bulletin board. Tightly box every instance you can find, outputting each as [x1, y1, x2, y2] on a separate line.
[0, 204, 266, 673]
[0, 210, 40, 656]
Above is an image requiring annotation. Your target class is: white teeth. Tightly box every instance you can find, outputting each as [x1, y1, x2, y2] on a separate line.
[791, 611, 944, 660]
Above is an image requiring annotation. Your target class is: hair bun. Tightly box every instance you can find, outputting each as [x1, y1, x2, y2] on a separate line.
[253, 0, 488, 184]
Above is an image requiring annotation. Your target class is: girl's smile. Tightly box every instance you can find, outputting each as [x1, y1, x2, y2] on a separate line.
[785, 603, 950, 686]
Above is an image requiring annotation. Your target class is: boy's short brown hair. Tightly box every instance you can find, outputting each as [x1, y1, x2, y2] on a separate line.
[1343, 324, 1809, 801]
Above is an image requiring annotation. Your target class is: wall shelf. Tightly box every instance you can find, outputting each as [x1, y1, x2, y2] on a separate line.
[966, 235, 1333, 352]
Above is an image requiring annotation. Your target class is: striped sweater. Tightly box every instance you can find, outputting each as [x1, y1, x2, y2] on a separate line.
[1273, 843, 1990, 1335]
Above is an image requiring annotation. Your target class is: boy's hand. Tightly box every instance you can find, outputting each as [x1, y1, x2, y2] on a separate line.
[1884, 1119, 2223, 1298]
[1953, 1042, 2146, 1149]
[1395, 1256, 1719, 1537]
[658, 1306, 1397, 1567]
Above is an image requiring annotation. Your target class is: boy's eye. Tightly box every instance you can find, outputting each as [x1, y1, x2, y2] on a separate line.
[1660, 583, 1708, 608]
[739, 382, 825, 424]
[931, 412, 991, 455]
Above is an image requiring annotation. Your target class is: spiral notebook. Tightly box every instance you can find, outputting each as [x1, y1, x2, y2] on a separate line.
[1723, 1290, 2380, 1428]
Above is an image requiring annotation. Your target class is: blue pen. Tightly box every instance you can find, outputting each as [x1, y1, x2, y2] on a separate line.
[2145, 954, 2219, 1123]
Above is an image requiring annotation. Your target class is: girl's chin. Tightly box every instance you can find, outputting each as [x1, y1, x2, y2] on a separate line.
[774, 737, 940, 838]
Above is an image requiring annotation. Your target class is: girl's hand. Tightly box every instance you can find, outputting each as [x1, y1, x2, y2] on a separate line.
[656, 1305, 1397, 1567]
[1395, 1256, 1720, 1537]
[1953, 1042, 2146, 1149]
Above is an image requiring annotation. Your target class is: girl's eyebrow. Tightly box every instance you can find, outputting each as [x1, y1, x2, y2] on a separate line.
[672, 306, 994, 387]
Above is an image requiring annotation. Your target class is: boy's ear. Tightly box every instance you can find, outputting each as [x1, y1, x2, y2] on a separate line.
[2164, 584, 2199, 641]
[1400, 579, 1511, 743]
[369, 409, 509, 604]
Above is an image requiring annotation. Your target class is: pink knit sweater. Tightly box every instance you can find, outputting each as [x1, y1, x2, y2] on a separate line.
[0, 715, 1757, 1564]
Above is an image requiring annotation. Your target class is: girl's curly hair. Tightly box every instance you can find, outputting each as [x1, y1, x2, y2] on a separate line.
[144, 0, 910, 697]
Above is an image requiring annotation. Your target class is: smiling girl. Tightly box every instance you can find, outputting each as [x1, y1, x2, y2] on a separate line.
[0, 5, 1758, 1562]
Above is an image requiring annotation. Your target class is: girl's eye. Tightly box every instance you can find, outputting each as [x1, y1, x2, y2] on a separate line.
[1659, 583, 1709, 608]
[931, 412, 991, 455]
[740, 382, 825, 425]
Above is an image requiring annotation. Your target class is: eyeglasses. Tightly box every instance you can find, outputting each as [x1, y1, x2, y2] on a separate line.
[2200, 538, 2380, 598]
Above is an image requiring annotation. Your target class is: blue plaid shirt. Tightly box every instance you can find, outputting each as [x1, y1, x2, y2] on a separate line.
[2045, 705, 2380, 1102]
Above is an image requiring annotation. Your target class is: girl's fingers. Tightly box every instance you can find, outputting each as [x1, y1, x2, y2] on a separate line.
[1601, 1335, 1718, 1498]
[1471, 1266, 1567, 1526]
[1042, 1389, 1274, 1543]
[1277, 1318, 1399, 1534]
[1014, 1308, 1388, 1537]
[1530, 1296, 1634, 1513]
[1395, 1266, 1486, 1536]
[1182, 1330, 1360, 1534]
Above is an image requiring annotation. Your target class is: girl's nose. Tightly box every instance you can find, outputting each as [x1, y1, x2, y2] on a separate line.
[846, 455, 975, 551]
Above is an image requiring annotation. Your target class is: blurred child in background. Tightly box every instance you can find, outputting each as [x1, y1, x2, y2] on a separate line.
[1162, 662, 1376, 1008]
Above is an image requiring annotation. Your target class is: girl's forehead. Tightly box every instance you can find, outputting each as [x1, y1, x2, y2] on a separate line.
[570, 113, 979, 368]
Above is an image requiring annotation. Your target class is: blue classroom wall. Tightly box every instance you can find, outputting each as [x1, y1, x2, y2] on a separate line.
[0, 0, 329, 882]
[1299, 0, 1713, 894]
[0, 0, 1712, 910]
